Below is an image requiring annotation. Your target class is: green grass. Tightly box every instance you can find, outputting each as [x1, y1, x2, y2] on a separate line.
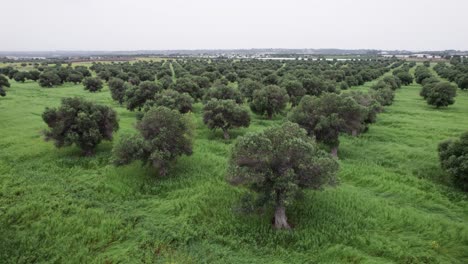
[0, 76, 467, 263]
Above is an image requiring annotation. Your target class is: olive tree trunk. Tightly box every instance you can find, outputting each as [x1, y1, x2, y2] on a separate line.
[274, 191, 291, 229]
[274, 205, 291, 229]
[223, 128, 230, 140]
[330, 146, 338, 158]
[352, 129, 358, 137]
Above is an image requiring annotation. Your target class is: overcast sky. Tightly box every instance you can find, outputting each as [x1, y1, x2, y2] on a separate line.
[1, 0, 467, 51]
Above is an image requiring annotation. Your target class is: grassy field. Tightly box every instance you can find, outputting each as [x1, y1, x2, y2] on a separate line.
[0, 72, 467, 263]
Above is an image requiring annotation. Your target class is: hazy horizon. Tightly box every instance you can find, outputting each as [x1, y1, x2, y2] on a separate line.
[2, 0, 467, 51]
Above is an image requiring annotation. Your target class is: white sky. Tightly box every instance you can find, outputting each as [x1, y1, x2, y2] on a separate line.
[1, 0, 467, 51]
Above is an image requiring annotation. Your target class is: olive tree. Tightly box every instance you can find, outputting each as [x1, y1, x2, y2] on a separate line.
[457, 75, 468, 90]
[282, 79, 306, 106]
[203, 99, 250, 139]
[370, 87, 395, 106]
[425, 82, 457, 108]
[28, 70, 41, 81]
[382, 76, 401, 90]
[13, 71, 30, 83]
[67, 72, 84, 84]
[342, 91, 382, 134]
[112, 106, 193, 176]
[83, 77, 103, 92]
[0, 74, 10, 97]
[438, 132, 468, 191]
[172, 77, 201, 100]
[108, 77, 127, 105]
[203, 84, 243, 104]
[39, 71, 61, 87]
[125, 81, 161, 111]
[227, 122, 339, 229]
[145, 89, 194, 114]
[395, 71, 413, 85]
[288, 93, 366, 157]
[238, 78, 263, 101]
[42, 97, 119, 156]
[250, 85, 289, 119]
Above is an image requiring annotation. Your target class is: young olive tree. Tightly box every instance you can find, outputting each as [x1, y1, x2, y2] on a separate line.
[203, 99, 250, 139]
[250, 85, 289, 119]
[42, 97, 119, 156]
[112, 106, 193, 176]
[228, 122, 338, 229]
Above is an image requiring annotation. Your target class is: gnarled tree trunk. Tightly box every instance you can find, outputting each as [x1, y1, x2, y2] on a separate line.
[274, 205, 291, 229]
[223, 129, 230, 140]
[274, 190, 291, 229]
[351, 129, 358, 137]
[330, 146, 338, 158]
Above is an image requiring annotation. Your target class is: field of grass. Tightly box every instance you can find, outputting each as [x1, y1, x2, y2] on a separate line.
[1, 72, 467, 263]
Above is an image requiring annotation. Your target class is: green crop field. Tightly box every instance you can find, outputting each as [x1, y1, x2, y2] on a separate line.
[1, 69, 467, 263]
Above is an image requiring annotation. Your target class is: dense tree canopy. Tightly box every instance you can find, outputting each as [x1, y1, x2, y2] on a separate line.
[250, 85, 289, 119]
[108, 77, 127, 105]
[0, 74, 10, 97]
[238, 79, 263, 101]
[13, 71, 30, 83]
[125, 81, 162, 111]
[288, 93, 366, 156]
[439, 132, 468, 191]
[144, 89, 194, 114]
[38, 71, 61, 87]
[281, 79, 306, 106]
[227, 122, 339, 229]
[172, 77, 201, 100]
[342, 90, 383, 133]
[203, 99, 250, 139]
[424, 82, 457, 108]
[42, 97, 119, 155]
[82, 77, 104, 92]
[203, 84, 243, 104]
[112, 106, 193, 176]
